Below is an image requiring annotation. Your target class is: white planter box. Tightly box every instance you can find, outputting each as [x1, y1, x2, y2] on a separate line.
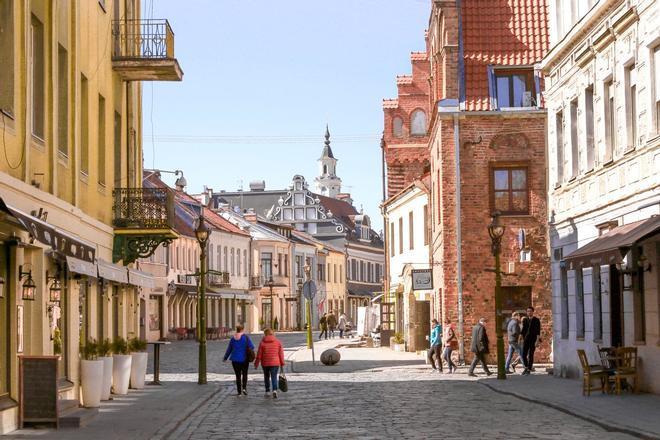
[393, 343, 405, 352]
[99, 356, 113, 400]
[112, 354, 132, 395]
[130, 352, 148, 389]
[80, 360, 104, 408]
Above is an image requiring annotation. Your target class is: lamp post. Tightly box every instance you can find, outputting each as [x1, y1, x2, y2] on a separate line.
[265, 277, 275, 329]
[195, 211, 211, 385]
[487, 211, 506, 380]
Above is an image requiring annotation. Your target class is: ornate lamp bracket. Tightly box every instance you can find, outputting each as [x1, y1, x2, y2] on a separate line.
[113, 234, 174, 265]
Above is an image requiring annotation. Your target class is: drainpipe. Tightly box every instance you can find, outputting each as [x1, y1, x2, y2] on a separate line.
[455, 0, 466, 363]
[380, 136, 392, 331]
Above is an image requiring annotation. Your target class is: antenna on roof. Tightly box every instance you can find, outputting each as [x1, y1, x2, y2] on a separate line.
[238, 179, 244, 191]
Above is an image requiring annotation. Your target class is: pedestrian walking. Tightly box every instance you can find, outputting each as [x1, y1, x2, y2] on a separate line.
[327, 310, 337, 338]
[468, 317, 492, 377]
[254, 328, 285, 399]
[338, 312, 347, 338]
[505, 312, 525, 374]
[521, 306, 541, 375]
[427, 318, 443, 372]
[223, 324, 255, 396]
[319, 313, 328, 340]
[442, 318, 458, 374]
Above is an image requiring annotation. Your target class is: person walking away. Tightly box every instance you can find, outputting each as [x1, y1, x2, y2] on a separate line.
[319, 313, 328, 340]
[505, 313, 525, 374]
[468, 317, 492, 377]
[442, 318, 458, 374]
[223, 324, 255, 396]
[338, 313, 347, 339]
[254, 328, 285, 398]
[427, 319, 443, 372]
[521, 306, 541, 375]
[327, 311, 337, 338]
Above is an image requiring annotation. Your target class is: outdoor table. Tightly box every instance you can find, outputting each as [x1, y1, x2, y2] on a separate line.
[148, 341, 171, 385]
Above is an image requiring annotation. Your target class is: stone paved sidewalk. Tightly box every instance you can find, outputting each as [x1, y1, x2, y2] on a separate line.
[481, 374, 660, 440]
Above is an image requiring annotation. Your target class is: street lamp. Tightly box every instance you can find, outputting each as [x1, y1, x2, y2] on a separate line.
[487, 210, 506, 380]
[265, 277, 275, 329]
[195, 210, 211, 385]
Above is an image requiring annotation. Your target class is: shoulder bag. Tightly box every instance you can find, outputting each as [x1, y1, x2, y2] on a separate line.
[278, 368, 288, 393]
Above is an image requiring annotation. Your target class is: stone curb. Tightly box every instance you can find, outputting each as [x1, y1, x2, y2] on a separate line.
[478, 381, 660, 440]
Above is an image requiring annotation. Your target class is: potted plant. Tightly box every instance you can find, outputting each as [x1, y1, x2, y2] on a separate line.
[111, 337, 132, 395]
[97, 338, 113, 400]
[391, 333, 405, 352]
[80, 339, 103, 408]
[128, 337, 148, 390]
[53, 327, 62, 355]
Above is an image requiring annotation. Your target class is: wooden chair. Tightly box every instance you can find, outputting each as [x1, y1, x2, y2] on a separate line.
[577, 349, 609, 396]
[612, 347, 638, 395]
[175, 327, 187, 340]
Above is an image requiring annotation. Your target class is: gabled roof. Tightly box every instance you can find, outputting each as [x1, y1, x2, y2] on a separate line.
[221, 211, 289, 243]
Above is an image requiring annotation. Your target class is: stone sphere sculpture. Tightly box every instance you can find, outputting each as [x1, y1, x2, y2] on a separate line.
[320, 348, 341, 366]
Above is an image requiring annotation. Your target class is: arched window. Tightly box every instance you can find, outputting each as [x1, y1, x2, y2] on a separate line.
[410, 109, 427, 135]
[323, 164, 327, 174]
[392, 116, 404, 137]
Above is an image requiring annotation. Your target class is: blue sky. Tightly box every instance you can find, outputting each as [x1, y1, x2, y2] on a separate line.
[142, 0, 430, 231]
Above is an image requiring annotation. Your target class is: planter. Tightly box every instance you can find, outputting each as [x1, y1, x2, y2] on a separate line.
[80, 359, 104, 408]
[99, 356, 113, 400]
[392, 343, 405, 352]
[112, 354, 132, 395]
[129, 352, 148, 389]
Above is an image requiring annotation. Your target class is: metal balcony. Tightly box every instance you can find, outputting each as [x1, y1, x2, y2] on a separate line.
[112, 187, 178, 264]
[208, 272, 230, 287]
[177, 274, 197, 285]
[111, 19, 183, 81]
[250, 275, 263, 290]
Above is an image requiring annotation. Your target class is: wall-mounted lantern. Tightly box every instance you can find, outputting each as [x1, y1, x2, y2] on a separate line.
[19, 265, 37, 301]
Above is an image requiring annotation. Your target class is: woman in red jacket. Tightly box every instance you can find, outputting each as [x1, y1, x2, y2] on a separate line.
[254, 328, 285, 399]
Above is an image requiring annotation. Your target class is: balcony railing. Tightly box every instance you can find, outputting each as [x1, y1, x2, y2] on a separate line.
[250, 275, 263, 289]
[112, 188, 174, 230]
[112, 19, 174, 60]
[177, 274, 197, 285]
[209, 272, 230, 287]
[111, 19, 183, 81]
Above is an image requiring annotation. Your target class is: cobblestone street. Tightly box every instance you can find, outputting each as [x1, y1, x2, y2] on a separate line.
[7, 335, 645, 440]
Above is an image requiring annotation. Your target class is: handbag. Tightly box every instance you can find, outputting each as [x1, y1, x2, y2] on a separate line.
[278, 369, 288, 393]
[245, 336, 256, 363]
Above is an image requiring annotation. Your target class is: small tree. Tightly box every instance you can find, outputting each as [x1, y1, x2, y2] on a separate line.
[111, 337, 129, 355]
[81, 339, 99, 361]
[128, 337, 147, 353]
[98, 339, 112, 357]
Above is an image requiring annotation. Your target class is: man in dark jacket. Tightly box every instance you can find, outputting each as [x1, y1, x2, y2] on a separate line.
[521, 306, 541, 375]
[468, 317, 492, 377]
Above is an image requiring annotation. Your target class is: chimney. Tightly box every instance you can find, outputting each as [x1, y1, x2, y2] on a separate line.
[244, 209, 257, 223]
[249, 180, 266, 192]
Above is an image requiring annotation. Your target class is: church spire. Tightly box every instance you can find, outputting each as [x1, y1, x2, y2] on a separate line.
[315, 125, 341, 198]
[321, 124, 335, 159]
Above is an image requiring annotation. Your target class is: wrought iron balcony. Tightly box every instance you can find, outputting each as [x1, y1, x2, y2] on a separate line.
[177, 274, 197, 285]
[250, 275, 263, 289]
[111, 19, 183, 81]
[209, 272, 230, 287]
[112, 187, 178, 265]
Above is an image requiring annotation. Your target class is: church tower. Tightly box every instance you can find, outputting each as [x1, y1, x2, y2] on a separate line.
[314, 126, 342, 198]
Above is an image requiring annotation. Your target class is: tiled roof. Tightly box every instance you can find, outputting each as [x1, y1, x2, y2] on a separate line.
[316, 194, 359, 229]
[382, 99, 399, 109]
[396, 75, 413, 85]
[462, 0, 549, 111]
[410, 51, 427, 61]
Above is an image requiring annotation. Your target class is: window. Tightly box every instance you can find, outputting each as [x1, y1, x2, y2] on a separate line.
[360, 261, 365, 282]
[318, 263, 324, 281]
[217, 247, 222, 272]
[585, 86, 595, 170]
[230, 248, 235, 275]
[260, 252, 272, 279]
[625, 65, 637, 149]
[555, 110, 564, 184]
[389, 222, 395, 256]
[560, 265, 569, 339]
[491, 166, 529, 215]
[223, 246, 228, 272]
[277, 253, 282, 276]
[0, 0, 14, 116]
[398, 217, 403, 254]
[410, 110, 427, 135]
[575, 268, 585, 339]
[209, 244, 214, 270]
[423, 205, 429, 245]
[495, 68, 535, 108]
[604, 79, 615, 162]
[30, 15, 45, 139]
[653, 46, 660, 133]
[339, 265, 343, 283]
[80, 74, 89, 173]
[592, 265, 602, 341]
[392, 116, 403, 137]
[98, 95, 106, 185]
[114, 112, 121, 185]
[408, 211, 414, 250]
[237, 248, 241, 276]
[243, 250, 247, 276]
[57, 45, 68, 156]
[570, 98, 578, 178]
[334, 264, 338, 283]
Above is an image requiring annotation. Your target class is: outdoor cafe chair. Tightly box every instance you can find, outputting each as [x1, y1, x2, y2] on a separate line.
[612, 347, 639, 395]
[577, 349, 609, 396]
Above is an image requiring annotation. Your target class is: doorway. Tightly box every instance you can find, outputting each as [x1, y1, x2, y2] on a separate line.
[609, 265, 623, 347]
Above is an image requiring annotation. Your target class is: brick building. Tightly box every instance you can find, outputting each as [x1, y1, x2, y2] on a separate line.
[424, 0, 552, 362]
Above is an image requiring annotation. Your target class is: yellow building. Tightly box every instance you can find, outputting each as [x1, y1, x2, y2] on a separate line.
[324, 244, 347, 316]
[0, 0, 181, 432]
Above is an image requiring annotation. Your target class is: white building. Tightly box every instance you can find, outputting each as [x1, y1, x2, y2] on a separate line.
[382, 177, 431, 351]
[543, 0, 660, 392]
[314, 126, 342, 198]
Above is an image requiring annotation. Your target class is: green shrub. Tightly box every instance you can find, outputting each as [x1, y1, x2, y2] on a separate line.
[111, 337, 129, 355]
[97, 338, 112, 357]
[393, 333, 404, 344]
[128, 337, 147, 352]
[81, 339, 98, 361]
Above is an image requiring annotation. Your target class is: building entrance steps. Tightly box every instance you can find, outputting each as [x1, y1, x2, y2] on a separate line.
[481, 373, 660, 440]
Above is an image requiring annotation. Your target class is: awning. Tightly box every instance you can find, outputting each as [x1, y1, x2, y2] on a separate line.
[97, 259, 129, 284]
[233, 292, 254, 302]
[0, 198, 96, 262]
[127, 269, 155, 289]
[66, 256, 97, 278]
[347, 282, 382, 298]
[564, 216, 660, 268]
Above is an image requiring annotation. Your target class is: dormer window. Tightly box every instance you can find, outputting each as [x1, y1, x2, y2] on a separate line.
[491, 67, 537, 109]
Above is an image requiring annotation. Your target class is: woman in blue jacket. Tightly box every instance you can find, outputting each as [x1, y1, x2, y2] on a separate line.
[223, 324, 255, 396]
[428, 319, 443, 372]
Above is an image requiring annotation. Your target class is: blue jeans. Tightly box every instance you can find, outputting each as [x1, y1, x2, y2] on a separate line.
[262, 366, 279, 392]
[505, 342, 525, 370]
